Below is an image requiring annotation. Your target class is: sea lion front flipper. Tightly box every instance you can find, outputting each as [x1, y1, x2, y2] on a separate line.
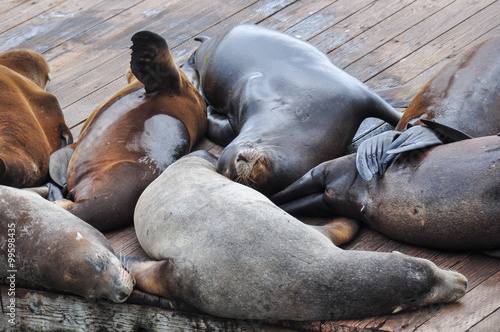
[375, 83, 425, 108]
[207, 106, 238, 146]
[49, 146, 74, 187]
[130, 31, 181, 94]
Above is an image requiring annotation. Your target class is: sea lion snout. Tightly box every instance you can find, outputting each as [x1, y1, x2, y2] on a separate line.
[218, 143, 270, 189]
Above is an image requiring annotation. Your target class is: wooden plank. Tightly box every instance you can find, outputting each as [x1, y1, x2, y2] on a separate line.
[468, 309, 500, 332]
[0, 0, 142, 54]
[283, 0, 373, 41]
[0, 0, 29, 13]
[368, 3, 500, 89]
[0, 0, 68, 35]
[343, 0, 496, 83]
[415, 271, 500, 331]
[172, 0, 297, 63]
[308, 0, 415, 56]
[261, 0, 334, 32]
[0, 286, 297, 331]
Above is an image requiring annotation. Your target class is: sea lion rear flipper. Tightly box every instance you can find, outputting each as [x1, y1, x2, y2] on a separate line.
[49, 146, 74, 187]
[356, 131, 400, 181]
[310, 217, 360, 246]
[207, 106, 238, 146]
[356, 126, 443, 180]
[375, 83, 425, 108]
[420, 119, 473, 143]
[130, 31, 181, 94]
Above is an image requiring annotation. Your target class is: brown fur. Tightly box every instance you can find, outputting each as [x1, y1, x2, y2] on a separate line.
[396, 35, 500, 136]
[0, 49, 72, 187]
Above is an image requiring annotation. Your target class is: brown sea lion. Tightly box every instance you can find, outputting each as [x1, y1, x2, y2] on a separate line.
[272, 128, 500, 253]
[126, 151, 466, 321]
[0, 49, 72, 188]
[0, 185, 134, 303]
[395, 35, 500, 136]
[183, 24, 402, 195]
[49, 31, 207, 231]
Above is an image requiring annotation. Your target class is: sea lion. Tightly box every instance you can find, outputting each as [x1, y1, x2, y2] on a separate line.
[183, 24, 402, 195]
[272, 129, 500, 252]
[0, 49, 72, 188]
[126, 151, 467, 321]
[0, 185, 134, 303]
[395, 35, 500, 136]
[50, 31, 207, 231]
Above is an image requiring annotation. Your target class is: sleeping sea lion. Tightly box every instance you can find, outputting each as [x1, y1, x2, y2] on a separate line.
[183, 24, 402, 195]
[0, 49, 72, 188]
[126, 151, 467, 321]
[272, 128, 500, 252]
[50, 31, 207, 231]
[395, 35, 500, 136]
[0, 185, 134, 303]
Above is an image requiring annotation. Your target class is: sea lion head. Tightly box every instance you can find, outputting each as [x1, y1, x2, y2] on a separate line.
[50, 231, 135, 303]
[217, 138, 272, 191]
[0, 49, 51, 89]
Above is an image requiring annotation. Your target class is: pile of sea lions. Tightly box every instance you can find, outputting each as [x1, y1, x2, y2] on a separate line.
[2, 23, 499, 321]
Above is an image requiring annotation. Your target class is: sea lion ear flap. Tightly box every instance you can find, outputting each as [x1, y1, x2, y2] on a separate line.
[130, 31, 181, 94]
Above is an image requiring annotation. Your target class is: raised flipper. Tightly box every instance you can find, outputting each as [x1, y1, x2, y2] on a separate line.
[49, 146, 74, 187]
[207, 106, 238, 146]
[130, 31, 181, 94]
[375, 83, 425, 108]
[356, 126, 443, 181]
[310, 217, 360, 246]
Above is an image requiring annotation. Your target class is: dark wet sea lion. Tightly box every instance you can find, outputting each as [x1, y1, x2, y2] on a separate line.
[184, 24, 402, 195]
[273, 132, 500, 252]
[50, 31, 207, 231]
[0, 185, 134, 303]
[0, 49, 72, 188]
[127, 151, 466, 321]
[395, 35, 500, 136]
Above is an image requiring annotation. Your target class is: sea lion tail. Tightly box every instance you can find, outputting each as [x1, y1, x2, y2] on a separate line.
[130, 31, 181, 94]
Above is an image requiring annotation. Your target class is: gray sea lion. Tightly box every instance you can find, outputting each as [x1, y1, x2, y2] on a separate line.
[0, 185, 134, 303]
[183, 24, 402, 195]
[395, 35, 500, 136]
[272, 131, 500, 252]
[126, 151, 466, 321]
[0, 49, 72, 188]
[49, 31, 207, 231]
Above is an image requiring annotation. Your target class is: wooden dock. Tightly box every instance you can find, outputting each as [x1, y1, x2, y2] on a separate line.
[1, 0, 499, 331]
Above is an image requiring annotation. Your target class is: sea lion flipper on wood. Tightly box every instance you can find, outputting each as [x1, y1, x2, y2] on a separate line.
[375, 83, 425, 108]
[49, 145, 74, 187]
[207, 106, 238, 146]
[130, 31, 181, 94]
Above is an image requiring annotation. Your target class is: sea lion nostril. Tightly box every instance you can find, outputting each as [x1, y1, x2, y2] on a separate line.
[237, 154, 248, 163]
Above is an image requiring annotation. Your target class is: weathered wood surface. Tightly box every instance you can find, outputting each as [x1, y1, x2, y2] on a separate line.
[0, 0, 499, 331]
